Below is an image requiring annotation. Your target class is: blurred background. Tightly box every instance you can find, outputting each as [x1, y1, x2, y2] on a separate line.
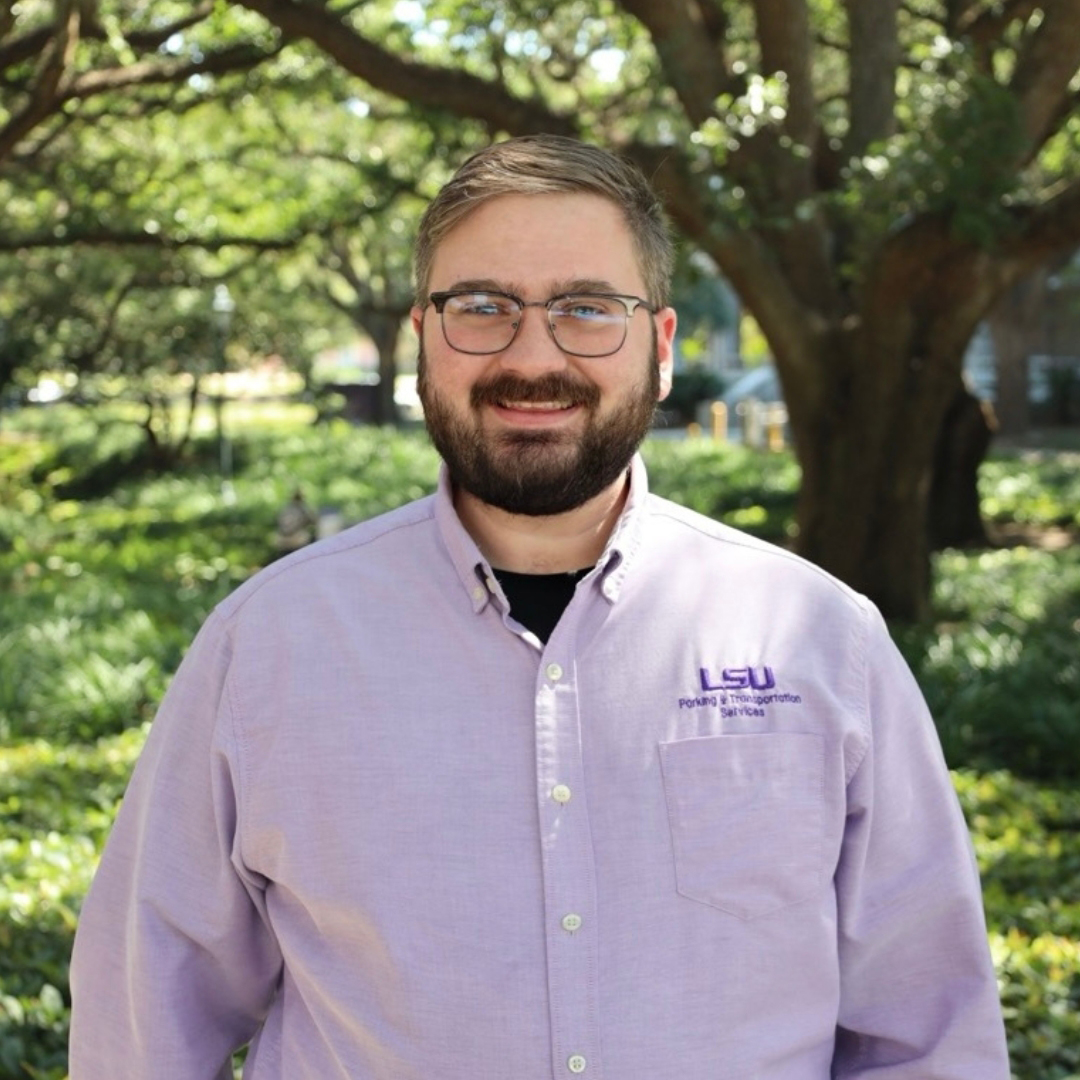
[1, 2, 1078, 1077]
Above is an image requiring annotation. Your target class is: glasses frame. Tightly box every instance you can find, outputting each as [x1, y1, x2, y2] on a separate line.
[427, 289, 658, 358]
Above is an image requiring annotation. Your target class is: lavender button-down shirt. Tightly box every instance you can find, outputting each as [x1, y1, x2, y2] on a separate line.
[69, 456, 1009, 1079]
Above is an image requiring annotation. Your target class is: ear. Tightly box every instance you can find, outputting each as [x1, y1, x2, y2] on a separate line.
[410, 306, 425, 338]
[654, 306, 677, 401]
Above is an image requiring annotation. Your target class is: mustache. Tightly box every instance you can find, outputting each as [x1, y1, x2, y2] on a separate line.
[469, 372, 600, 410]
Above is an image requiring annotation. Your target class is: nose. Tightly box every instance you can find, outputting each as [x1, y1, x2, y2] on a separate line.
[497, 305, 570, 375]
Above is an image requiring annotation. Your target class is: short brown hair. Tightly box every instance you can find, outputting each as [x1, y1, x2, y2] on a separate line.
[413, 134, 674, 308]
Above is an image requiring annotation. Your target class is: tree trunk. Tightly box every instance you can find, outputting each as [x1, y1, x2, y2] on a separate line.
[366, 313, 403, 426]
[927, 384, 994, 551]
[795, 438, 932, 621]
[787, 330, 962, 622]
[986, 272, 1047, 437]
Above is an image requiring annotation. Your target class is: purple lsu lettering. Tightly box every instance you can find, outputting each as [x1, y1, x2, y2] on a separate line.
[699, 666, 776, 692]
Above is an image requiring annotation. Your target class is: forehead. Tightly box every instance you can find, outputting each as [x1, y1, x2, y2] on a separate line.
[427, 192, 644, 294]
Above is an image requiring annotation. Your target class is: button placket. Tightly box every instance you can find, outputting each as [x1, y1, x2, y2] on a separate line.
[534, 649, 602, 1080]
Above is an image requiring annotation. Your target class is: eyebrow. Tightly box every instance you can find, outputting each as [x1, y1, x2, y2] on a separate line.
[442, 278, 624, 297]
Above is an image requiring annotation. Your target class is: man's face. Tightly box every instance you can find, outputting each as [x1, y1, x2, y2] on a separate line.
[412, 192, 676, 517]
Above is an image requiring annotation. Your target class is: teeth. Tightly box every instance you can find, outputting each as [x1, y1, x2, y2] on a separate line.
[502, 401, 570, 410]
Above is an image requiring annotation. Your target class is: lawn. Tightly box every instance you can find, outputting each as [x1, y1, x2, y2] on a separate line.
[1, 403, 1078, 1079]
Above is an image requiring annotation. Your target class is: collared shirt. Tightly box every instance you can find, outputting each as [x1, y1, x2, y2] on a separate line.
[69, 456, 1010, 1080]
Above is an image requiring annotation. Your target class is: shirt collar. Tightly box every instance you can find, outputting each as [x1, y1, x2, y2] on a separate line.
[434, 454, 651, 613]
[434, 466, 496, 613]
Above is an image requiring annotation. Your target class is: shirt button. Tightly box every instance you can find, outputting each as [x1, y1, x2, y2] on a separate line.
[561, 913, 582, 933]
[545, 662, 564, 682]
[568, 1054, 587, 1073]
[471, 585, 486, 602]
[551, 784, 572, 804]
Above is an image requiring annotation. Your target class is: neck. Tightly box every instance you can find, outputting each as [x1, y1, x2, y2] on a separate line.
[454, 471, 630, 574]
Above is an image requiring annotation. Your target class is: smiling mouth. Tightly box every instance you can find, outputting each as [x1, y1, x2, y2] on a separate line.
[498, 400, 576, 411]
[472, 373, 600, 413]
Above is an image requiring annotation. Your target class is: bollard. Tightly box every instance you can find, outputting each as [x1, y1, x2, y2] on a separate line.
[710, 401, 728, 441]
[742, 399, 763, 448]
[766, 404, 788, 451]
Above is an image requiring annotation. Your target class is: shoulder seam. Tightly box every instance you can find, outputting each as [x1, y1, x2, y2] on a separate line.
[216, 500, 436, 623]
[646, 499, 864, 608]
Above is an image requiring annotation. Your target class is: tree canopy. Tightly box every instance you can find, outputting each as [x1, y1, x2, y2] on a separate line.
[4, 0, 1080, 617]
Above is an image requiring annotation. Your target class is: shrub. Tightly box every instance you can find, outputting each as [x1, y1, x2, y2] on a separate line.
[1, 404, 1077, 1079]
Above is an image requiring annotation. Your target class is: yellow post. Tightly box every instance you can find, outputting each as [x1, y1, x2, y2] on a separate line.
[766, 405, 788, 451]
[710, 401, 728, 441]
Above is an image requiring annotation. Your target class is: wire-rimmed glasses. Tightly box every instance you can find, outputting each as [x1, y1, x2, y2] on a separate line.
[427, 289, 657, 358]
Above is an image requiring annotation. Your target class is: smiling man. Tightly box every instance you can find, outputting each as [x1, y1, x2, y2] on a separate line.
[69, 135, 1009, 1080]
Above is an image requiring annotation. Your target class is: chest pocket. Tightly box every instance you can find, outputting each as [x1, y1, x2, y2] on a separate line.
[659, 733, 825, 920]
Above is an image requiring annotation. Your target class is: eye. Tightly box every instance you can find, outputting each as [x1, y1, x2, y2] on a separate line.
[553, 296, 622, 320]
[446, 293, 518, 317]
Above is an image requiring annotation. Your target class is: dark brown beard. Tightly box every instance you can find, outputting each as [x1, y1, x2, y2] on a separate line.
[417, 338, 660, 517]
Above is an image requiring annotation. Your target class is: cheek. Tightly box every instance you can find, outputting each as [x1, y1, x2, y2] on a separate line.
[419, 351, 481, 404]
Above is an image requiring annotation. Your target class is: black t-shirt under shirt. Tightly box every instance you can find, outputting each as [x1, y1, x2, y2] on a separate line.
[491, 567, 592, 644]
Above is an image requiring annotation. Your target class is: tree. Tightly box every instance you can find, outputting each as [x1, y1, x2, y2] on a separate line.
[226, 0, 1080, 619]
[0, 1, 282, 170]
[1, 5, 483, 430]
[0, 1, 313, 414]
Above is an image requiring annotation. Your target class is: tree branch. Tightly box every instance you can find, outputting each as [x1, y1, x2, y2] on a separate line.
[1008, 176, 1080, 267]
[0, 26, 52, 74]
[691, 0, 729, 47]
[751, 0, 816, 144]
[0, 5, 217, 78]
[0, 6, 80, 162]
[1008, 0, 1080, 166]
[82, 272, 139, 371]
[629, 140, 822, 386]
[952, 0, 1039, 44]
[0, 228, 311, 253]
[62, 42, 282, 100]
[842, 0, 900, 157]
[122, 3, 217, 52]
[235, 0, 577, 137]
[617, 0, 731, 126]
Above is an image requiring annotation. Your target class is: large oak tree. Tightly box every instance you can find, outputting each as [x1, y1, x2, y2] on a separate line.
[6, 1, 1080, 618]
[230, 0, 1080, 619]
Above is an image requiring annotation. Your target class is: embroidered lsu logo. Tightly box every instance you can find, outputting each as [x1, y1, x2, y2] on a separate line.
[699, 665, 776, 691]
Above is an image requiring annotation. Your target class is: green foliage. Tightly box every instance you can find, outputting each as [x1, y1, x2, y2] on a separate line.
[643, 437, 800, 540]
[1, 406, 1078, 1078]
[833, 52, 1028, 279]
[980, 454, 1080, 528]
[894, 547, 1080, 782]
[956, 771, 1080, 1075]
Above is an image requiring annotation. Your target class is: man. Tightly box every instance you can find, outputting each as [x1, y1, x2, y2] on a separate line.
[70, 135, 1010, 1079]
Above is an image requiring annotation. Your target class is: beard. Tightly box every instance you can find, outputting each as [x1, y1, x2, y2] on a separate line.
[417, 337, 661, 517]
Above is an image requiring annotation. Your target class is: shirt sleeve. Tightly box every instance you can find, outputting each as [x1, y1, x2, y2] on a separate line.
[69, 610, 282, 1079]
[831, 605, 1010, 1078]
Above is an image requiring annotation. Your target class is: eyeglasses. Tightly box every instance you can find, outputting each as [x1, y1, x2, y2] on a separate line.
[427, 289, 657, 358]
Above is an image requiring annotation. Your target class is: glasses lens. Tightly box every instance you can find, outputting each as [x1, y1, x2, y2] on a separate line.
[549, 296, 627, 357]
[441, 293, 520, 353]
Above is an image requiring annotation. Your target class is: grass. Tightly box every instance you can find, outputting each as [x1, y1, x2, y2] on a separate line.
[0, 401, 1078, 1079]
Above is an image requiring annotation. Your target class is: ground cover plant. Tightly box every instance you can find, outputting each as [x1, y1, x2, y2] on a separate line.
[1, 404, 1078, 1079]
